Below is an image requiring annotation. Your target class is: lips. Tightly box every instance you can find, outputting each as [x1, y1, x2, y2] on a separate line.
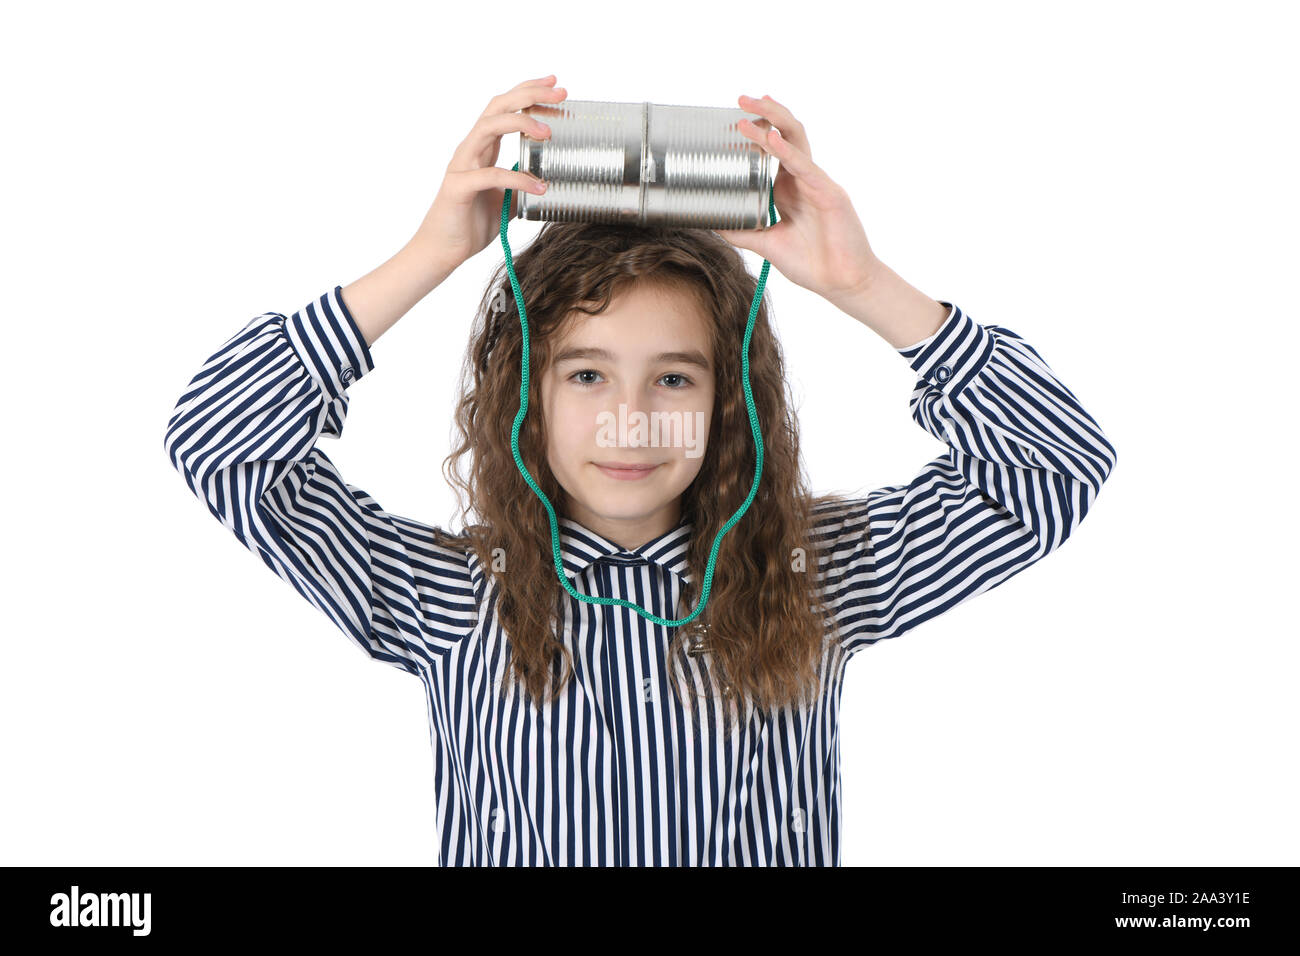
[593, 462, 662, 481]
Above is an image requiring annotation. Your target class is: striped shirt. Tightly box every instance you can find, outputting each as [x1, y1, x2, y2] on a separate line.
[164, 285, 1116, 866]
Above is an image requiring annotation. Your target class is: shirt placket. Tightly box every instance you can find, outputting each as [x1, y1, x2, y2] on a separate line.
[595, 560, 625, 865]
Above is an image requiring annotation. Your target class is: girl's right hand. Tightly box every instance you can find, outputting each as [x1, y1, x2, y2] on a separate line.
[414, 75, 567, 275]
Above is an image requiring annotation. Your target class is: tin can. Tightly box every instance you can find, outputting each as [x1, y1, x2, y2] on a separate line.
[517, 99, 775, 229]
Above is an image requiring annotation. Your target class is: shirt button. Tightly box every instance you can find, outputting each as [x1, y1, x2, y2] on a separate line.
[933, 364, 952, 384]
[340, 366, 355, 384]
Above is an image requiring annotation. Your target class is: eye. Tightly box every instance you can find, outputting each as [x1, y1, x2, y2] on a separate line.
[569, 369, 604, 387]
[659, 373, 693, 389]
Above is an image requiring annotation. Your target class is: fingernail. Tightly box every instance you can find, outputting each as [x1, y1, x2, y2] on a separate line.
[533, 180, 548, 193]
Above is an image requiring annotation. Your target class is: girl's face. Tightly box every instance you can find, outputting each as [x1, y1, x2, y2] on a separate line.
[541, 281, 716, 549]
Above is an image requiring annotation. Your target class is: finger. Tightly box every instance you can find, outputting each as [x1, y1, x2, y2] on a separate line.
[737, 116, 824, 185]
[450, 111, 553, 171]
[511, 74, 557, 91]
[738, 94, 811, 160]
[483, 82, 568, 120]
[715, 227, 773, 261]
[446, 165, 548, 202]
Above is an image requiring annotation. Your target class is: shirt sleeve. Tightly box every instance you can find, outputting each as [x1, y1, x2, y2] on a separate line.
[163, 286, 480, 675]
[818, 301, 1118, 658]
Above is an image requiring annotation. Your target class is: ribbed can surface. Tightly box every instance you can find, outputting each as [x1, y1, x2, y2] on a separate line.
[518, 100, 774, 229]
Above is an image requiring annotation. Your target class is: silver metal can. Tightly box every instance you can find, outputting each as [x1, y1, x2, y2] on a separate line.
[517, 99, 774, 229]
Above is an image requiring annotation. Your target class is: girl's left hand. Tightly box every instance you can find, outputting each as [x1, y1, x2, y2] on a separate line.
[716, 94, 882, 307]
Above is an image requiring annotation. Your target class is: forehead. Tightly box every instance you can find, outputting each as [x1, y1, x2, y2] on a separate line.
[555, 281, 713, 356]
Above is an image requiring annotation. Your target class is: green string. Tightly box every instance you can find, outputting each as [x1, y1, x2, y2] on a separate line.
[498, 161, 778, 627]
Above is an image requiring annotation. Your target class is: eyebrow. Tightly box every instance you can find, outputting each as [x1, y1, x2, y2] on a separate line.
[552, 346, 712, 370]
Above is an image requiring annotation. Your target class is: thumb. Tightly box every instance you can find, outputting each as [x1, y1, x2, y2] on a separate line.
[716, 228, 770, 260]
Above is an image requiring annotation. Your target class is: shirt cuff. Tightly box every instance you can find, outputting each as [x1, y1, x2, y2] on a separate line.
[895, 301, 995, 396]
[284, 285, 375, 401]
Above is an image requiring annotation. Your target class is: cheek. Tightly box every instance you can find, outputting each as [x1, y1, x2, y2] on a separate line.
[666, 390, 713, 470]
[561, 402, 594, 440]
[544, 394, 594, 459]
[691, 388, 715, 445]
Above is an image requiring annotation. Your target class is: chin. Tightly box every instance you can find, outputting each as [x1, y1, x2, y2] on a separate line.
[586, 479, 675, 510]
[588, 487, 662, 511]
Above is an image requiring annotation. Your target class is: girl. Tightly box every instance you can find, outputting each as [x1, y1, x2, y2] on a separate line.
[164, 75, 1117, 866]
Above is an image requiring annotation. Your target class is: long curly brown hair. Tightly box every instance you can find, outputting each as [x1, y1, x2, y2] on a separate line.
[431, 220, 857, 723]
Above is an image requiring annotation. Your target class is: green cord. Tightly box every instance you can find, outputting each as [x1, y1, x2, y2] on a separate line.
[498, 161, 778, 627]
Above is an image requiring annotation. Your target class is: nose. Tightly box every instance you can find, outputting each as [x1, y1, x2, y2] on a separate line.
[612, 385, 654, 447]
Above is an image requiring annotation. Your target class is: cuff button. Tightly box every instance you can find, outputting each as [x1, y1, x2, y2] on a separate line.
[934, 364, 952, 384]
[340, 366, 355, 384]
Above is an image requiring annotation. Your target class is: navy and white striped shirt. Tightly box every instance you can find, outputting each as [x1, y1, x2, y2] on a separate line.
[164, 285, 1116, 865]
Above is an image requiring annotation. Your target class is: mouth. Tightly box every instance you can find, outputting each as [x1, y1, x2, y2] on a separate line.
[592, 461, 663, 481]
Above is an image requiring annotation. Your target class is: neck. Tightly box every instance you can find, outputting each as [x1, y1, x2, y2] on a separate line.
[563, 497, 682, 551]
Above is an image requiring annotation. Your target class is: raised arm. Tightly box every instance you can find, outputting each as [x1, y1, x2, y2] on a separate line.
[162, 75, 571, 673]
[162, 286, 480, 673]
[705, 92, 1116, 657]
[817, 297, 1118, 657]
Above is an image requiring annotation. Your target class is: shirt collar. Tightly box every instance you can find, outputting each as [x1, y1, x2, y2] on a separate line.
[558, 514, 694, 583]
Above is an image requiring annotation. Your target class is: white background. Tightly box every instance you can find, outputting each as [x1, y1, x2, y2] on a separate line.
[3, 0, 1295, 866]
